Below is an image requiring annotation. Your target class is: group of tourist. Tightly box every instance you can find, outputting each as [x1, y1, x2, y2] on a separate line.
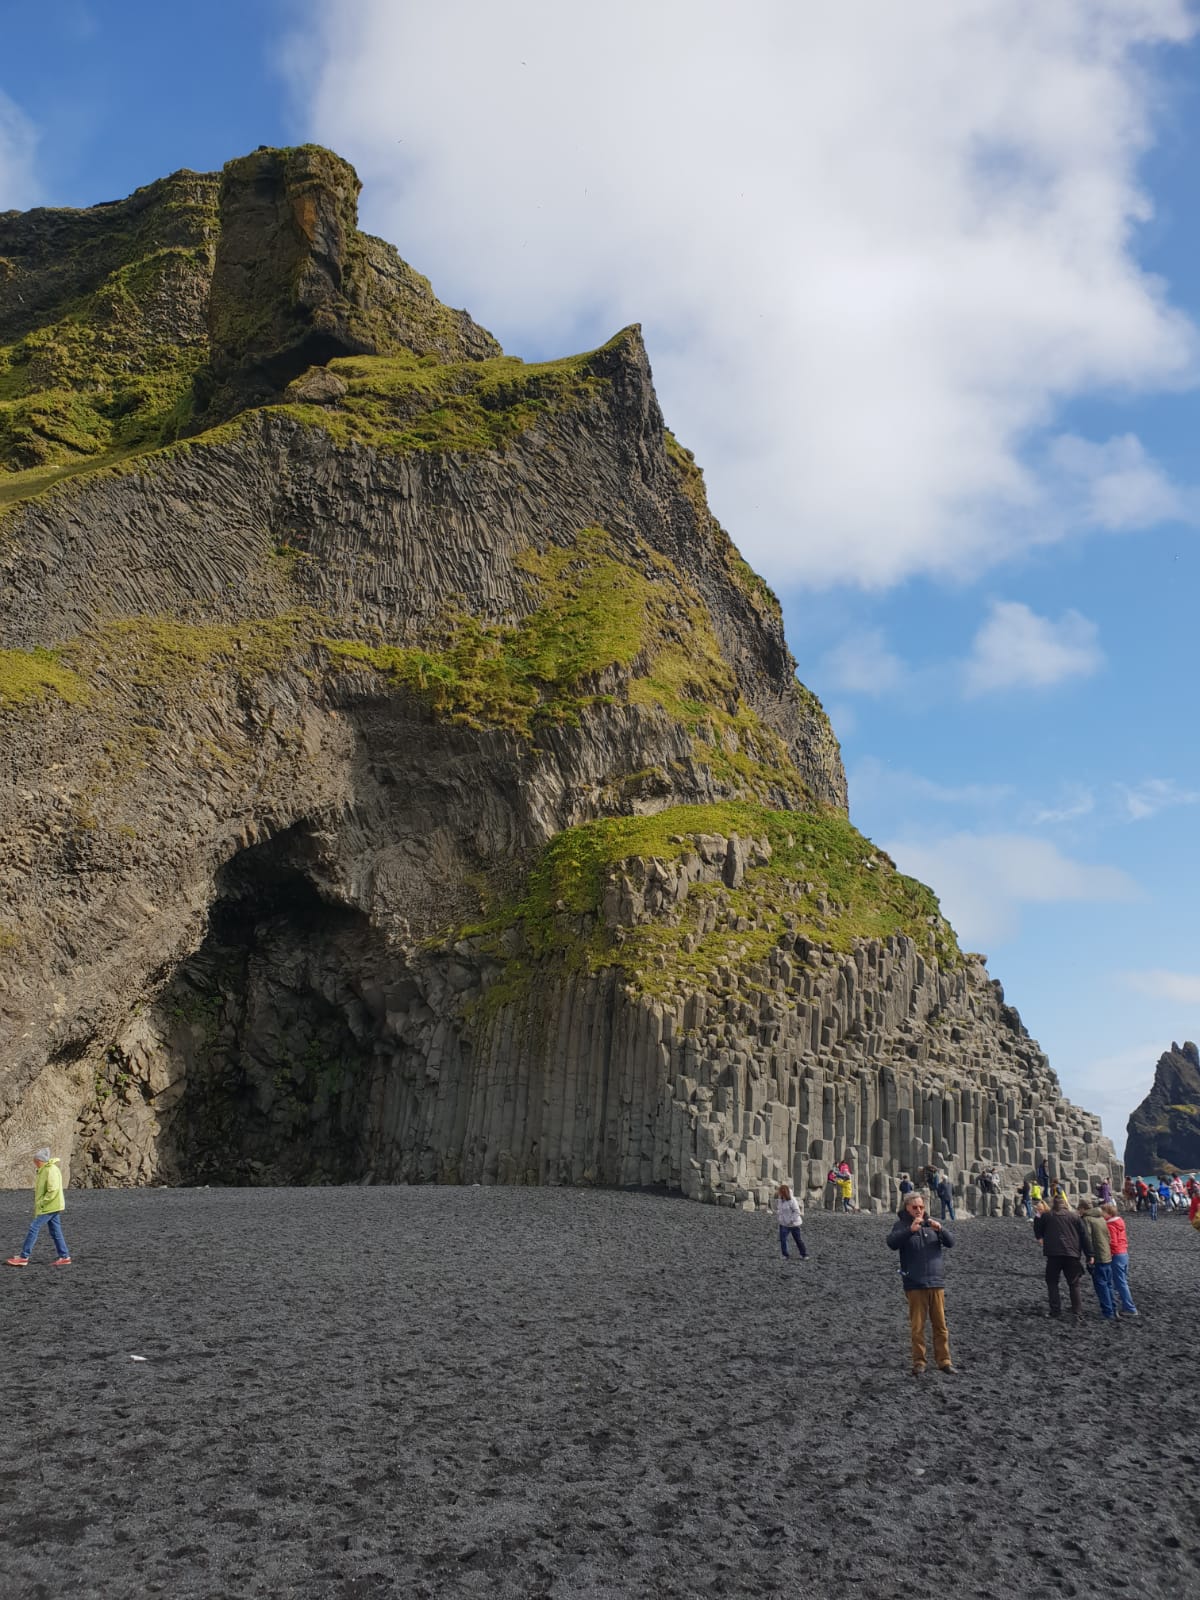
[783, 1155, 1200, 1376]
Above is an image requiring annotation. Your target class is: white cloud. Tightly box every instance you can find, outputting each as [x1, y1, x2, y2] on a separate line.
[286, 0, 1198, 588]
[884, 831, 1138, 945]
[1071, 1042, 1161, 1142]
[1118, 777, 1200, 820]
[964, 600, 1103, 694]
[851, 756, 1012, 810]
[0, 90, 38, 209]
[1122, 969, 1200, 1003]
[1031, 787, 1096, 824]
[820, 629, 907, 695]
[1048, 431, 1187, 530]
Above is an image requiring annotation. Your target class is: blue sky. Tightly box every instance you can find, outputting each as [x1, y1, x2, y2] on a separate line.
[4, 1, 1198, 1147]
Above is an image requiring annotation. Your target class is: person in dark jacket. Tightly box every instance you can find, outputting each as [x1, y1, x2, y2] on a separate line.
[1033, 1196, 1093, 1320]
[886, 1191, 956, 1375]
[935, 1175, 955, 1221]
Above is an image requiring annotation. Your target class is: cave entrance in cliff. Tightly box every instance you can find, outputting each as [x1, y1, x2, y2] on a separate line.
[151, 824, 380, 1185]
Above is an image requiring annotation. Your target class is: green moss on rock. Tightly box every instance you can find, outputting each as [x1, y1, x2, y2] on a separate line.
[0, 646, 89, 708]
[461, 802, 960, 1010]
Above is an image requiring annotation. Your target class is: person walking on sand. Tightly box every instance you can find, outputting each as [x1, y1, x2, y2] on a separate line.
[1077, 1200, 1116, 1321]
[886, 1191, 956, 1375]
[935, 1173, 955, 1221]
[6, 1148, 71, 1267]
[1102, 1203, 1138, 1316]
[776, 1184, 807, 1261]
[1033, 1196, 1091, 1321]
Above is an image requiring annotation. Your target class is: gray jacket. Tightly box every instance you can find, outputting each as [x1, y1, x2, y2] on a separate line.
[886, 1216, 955, 1290]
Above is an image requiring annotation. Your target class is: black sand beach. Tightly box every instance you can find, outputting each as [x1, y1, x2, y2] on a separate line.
[1, 1187, 1196, 1599]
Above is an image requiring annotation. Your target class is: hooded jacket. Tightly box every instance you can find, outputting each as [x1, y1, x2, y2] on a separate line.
[34, 1158, 65, 1216]
[776, 1196, 804, 1228]
[886, 1216, 954, 1290]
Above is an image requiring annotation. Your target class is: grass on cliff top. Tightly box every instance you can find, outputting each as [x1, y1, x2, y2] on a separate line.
[322, 526, 806, 802]
[461, 802, 959, 1009]
[269, 333, 622, 457]
[0, 246, 211, 486]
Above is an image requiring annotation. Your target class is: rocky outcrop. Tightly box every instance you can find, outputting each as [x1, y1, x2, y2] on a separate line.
[0, 146, 1119, 1204]
[1125, 1041, 1200, 1175]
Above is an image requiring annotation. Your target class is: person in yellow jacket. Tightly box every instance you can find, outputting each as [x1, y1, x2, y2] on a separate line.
[6, 1147, 71, 1266]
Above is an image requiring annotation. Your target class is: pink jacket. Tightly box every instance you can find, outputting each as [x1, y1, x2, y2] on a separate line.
[1105, 1214, 1129, 1255]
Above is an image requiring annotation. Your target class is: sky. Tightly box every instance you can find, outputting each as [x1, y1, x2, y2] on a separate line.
[3, 0, 1198, 1150]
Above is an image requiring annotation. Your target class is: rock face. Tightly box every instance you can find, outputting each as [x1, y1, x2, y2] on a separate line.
[1125, 1041, 1200, 1174]
[0, 147, 1120, 1204]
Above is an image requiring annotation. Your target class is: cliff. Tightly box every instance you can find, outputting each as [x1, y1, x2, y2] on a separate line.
[1125, 1041, 1200, 1175]
[0, 146, 1119, 1208]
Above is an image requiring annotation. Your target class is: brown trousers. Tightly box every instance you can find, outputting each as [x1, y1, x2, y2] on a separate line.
[906, 1288, 951, 1369]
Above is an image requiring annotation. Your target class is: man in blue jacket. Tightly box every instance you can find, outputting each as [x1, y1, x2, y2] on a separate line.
[887, 1191, 956, 1375]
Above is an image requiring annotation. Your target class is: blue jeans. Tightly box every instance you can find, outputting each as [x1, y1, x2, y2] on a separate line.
[19, 1212, 69, 1259]
[1148, 1198, 1158, 1219]
[1110, 1252, 1137, 1312]
[940, 1198, 955, 1220]
[1022, 1197, 1032, 1217]
[779, 1226, 807, 1259]
[1089, 1261, 1116, 1318]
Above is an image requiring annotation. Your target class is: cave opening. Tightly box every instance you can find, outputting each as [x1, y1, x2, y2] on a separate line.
[146, 825, 384, 1186]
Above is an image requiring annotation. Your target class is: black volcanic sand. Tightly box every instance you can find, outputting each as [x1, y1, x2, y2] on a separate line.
[1, 1189, 1197, 1599]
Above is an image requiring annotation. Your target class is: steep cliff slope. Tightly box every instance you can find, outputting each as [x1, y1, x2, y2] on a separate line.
[1125, 1041, 1200, 1174]
[0, 146, 1118, 1207]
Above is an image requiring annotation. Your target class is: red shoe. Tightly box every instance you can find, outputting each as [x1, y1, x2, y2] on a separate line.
[5, 1256, 28, 1267]
[53, 1257, 72, 1266]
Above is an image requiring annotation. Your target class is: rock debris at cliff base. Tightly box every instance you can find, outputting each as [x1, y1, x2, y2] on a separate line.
[1, 1188, 1196, 1599]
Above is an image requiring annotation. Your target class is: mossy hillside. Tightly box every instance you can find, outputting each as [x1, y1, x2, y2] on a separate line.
[460, 802, 961, 1010]
[271, 338, 613, 457]
[0, 245, 213, 475]
[321, 527, 805, 799]
[0, 646, 89, 708]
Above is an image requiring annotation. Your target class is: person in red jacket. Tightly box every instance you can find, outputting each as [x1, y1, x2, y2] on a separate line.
[1190, 1190, 1200, 1225]
[1101, 1202, 1138, 1316]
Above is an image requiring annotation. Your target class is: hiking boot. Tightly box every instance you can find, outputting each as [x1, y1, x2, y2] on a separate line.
[938, 1363, 956, 1373]
[53, 1257, 71, 1266]
[5, 1256, 28, 1267]
[911, 1365, 926, 1377]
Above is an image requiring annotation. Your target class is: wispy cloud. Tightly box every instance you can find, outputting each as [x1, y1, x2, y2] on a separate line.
[851, 756, 1012, 811]
[0, 90, 38, 209]
[884, 831, 1139, 946]
[1031, 787, 1096, 825]
[820, 629, 907, 695]
[1122, 969, 1200, 1004]
[1118, 777, 1200, 821]
[1048, 432, 1188, 531]
[289, 1, 1200, 590]
[964, 601, 1103, 695]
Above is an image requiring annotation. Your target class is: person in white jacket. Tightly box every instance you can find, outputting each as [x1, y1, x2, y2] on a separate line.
[776, 1184, 807, 1260]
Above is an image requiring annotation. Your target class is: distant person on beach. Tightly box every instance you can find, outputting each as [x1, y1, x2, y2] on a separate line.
[1189, 1188, 1200, 1230]
[1033, 1196, 1091, 1321]
[1019, 1179, 1033, 1218]
[1037, 1160, 1050, 1191]
[1102, 1203, 1138, 1315]
[1077, 1201, 1116, 1321]
[776, 1184, 807, 1261]
[6, 1148, 71, 1267]
[898, 1172, 913, 1199]
[886, 1191, 955, 1375]
[1147, 1182, 1159, 1221]
[1030, 1179, 1044, 1208]
[935, 1175, 955, 1221]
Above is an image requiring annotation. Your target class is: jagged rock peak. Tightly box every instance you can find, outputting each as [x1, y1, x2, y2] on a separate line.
[1125, 1040, 1200, 1174]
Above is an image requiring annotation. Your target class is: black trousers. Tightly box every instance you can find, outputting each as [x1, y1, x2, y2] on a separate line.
[1045, 1255, 1084, 1317]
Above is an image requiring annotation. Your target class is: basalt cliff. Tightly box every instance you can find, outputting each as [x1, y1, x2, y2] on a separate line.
[0, 146, 1120, 1211]
[1125, 1041, 1200, 1175]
